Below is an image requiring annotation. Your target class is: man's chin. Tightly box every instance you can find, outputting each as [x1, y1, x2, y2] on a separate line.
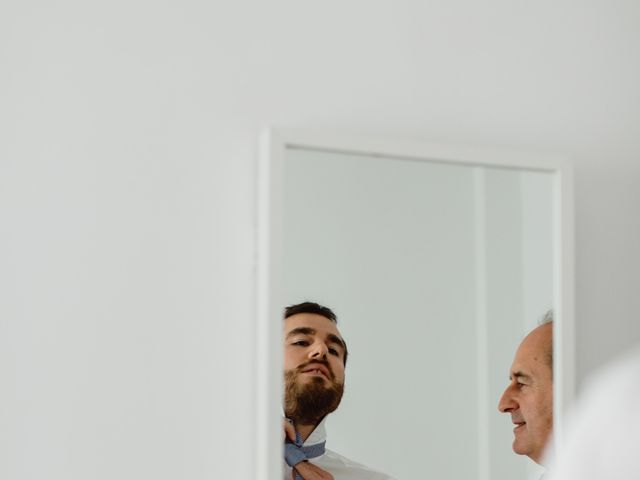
[512, 440, 531, 457]
[284, 370, 344, 423]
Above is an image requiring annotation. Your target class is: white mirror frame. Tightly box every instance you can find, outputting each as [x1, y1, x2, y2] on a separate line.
[255, 129, 575, 480]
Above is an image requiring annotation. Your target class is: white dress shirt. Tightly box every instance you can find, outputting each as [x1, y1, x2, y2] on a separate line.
[546, 347, 640, 480]
[283, 417, 396, 480]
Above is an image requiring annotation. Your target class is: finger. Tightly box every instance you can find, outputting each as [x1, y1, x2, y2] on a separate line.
[293, 462, 310, 479]
[293, 464, 309, 480]
[283, 420, 297, 442]
[295, 461, 334, 480]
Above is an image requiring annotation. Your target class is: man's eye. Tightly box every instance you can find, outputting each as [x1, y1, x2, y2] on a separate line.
[328, 348, 339, 356]
[293, 340, 309, 346]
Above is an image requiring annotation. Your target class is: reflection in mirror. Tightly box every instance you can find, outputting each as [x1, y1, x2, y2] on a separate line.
[282, 147, 554, 479]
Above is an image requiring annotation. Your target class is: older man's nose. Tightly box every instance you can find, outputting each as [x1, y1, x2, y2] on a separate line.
[498, 388, 517, 413]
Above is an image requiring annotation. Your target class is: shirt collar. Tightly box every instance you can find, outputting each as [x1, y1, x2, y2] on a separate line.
[303, 416, 327, 447]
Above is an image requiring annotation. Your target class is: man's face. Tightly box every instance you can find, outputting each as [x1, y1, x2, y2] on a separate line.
[283, 313, 346, 424]
[498, 323, 553, 465]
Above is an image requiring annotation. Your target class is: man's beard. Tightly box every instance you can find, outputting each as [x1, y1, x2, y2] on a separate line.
[284, 361, 344, 425]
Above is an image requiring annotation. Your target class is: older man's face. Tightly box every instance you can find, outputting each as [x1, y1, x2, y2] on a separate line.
[283, 313, 346, 424]
[498, 323, 553, 465]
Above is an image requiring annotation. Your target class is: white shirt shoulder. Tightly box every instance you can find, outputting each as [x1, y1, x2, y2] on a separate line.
[546, 348, 640, 480]
[319, 448, 396, 479]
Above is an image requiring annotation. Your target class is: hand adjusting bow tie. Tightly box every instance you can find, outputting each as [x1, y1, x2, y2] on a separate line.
[284, 427, 326, 479]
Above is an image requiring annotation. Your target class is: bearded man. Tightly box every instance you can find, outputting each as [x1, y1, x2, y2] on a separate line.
[282, 302, 394, 480]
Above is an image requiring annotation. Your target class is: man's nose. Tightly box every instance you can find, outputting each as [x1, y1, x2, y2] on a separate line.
[308, 341, 328, 359]
[498, 387, 517, 413]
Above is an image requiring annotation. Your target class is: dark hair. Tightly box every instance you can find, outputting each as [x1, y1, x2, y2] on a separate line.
[284, 301, 338, 323]
[284, 301, 347, 365]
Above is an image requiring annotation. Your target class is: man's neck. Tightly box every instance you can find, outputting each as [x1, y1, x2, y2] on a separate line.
[293, 417, 324, 442]
[293, 422, 317, 442]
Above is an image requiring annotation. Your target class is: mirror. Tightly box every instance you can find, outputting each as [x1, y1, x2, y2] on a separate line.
[256, 131, 574, 480]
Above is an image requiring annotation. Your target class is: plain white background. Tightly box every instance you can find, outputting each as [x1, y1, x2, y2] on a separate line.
[1, 1, 639, 478]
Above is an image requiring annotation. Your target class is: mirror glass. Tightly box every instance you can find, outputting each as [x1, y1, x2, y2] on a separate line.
[282, 146, 555, 479]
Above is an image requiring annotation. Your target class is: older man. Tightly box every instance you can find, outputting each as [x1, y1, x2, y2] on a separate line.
[282, 302, 394, 480]
[498, 314, 553, 467]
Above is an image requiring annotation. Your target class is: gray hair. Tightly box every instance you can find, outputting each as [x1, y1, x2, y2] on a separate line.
[539, 309, 553, 374]
[539, 309, 553, 325]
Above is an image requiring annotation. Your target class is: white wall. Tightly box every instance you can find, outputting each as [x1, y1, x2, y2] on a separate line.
[1, 1, 639, 478]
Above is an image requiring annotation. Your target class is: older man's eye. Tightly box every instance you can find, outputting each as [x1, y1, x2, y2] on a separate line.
[328, 348, 339, 356]
[292, 340, 309, 346]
